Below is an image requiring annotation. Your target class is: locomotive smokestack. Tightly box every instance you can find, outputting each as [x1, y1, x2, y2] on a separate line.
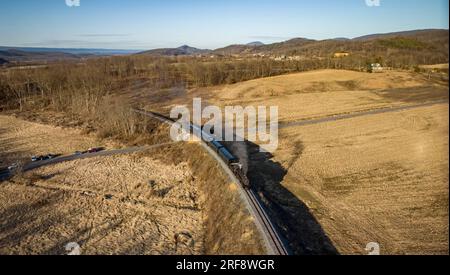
[229, 142, 249, 175]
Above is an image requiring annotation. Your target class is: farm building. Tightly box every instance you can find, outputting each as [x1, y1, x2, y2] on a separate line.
[333, 52, 350, 58]
[368, 63, 383, 73]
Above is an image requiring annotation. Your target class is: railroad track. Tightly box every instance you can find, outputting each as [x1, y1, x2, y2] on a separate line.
[246, 188, 290, 255]
[134, 109, 291, 255]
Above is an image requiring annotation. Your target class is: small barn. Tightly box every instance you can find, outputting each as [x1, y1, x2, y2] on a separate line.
[333, 52, 350, 58]
[368, 63, 383, 73]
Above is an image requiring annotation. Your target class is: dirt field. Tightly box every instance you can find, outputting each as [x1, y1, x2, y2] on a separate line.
[277, 104, 449, 255]
[196, 69, 449, 255]
[197, 69, 449, 123]
[0, 114, 120, 167]
[3, 68, 447, 255]
[0, 115, 205, 255]
[419, 64, 449, 70]
[0, 115, 266, 255]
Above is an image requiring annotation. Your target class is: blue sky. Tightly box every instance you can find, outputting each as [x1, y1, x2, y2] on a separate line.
[0, 0, 448, 50]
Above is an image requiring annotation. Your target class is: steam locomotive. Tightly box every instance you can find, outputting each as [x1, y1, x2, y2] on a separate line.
[206, 140, 250, 189]
[136, 110, 251, 189]
[190, 125, 250, 189]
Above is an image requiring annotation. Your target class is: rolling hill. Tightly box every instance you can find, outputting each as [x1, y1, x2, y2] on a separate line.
[137, 29, 448, 60]
[0, 47, 141, 64]
[353, 29, 449, 42]
[138, 45, 211, 56]
[246, 41, 265, 46]
[217, 30, 448, 56]
[2, 29, 448, 65]
[0, 49, 83, 63]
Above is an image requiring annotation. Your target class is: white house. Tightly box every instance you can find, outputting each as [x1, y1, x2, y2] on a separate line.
[369, 63, 383, 73]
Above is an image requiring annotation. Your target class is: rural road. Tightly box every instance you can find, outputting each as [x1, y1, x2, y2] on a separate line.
[0, 143, 173, 180]
[279, 99, 449, 129]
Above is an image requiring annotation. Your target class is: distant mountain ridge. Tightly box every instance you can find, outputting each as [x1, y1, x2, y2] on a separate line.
[352, 29, 448, 41]
[0, 46, 140, 55]
[138, 45, 211, 56]
[0, 49, 82, 63]
[0, 46, 142, 63]
[247, 41, 265, 46]
[137, 29, 448, 57]
[1, 29, 448, 63]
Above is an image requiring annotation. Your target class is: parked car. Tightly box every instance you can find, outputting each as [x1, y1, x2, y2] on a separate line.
[8, 163, 19, 171]
[31, 154, 57, 162]
[73, 148, 103, 155]
[87, 148, 103, 153]
[32, 155, 44, 161]
[44, 154, 56, 160]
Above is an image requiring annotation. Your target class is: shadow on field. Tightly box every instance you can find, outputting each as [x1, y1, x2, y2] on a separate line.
[0, 192, 66, 251]
[0, 127, 30, 183]
[241, 140, 339, 255]
[0, 187, 165, 255]
[374, 85, 449, 104]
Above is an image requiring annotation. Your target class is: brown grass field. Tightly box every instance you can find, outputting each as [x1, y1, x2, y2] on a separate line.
[187, 69, 449, 255]
[200, 69, 448, 123]
[0, 115, 205, 255]
[277, 104, 449, 254]
[0, 115, 265, 255]
[1, 68, 448, 255]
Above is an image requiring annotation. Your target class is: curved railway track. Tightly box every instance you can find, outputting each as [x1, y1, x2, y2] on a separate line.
[133, 109, 291, 256]
[1, 109, 290, 255]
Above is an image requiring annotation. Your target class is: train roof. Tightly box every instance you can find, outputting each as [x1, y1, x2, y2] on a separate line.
[219, 147, 238, 162]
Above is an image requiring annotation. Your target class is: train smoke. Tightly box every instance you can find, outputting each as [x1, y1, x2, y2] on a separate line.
[229, 142, 249, 175]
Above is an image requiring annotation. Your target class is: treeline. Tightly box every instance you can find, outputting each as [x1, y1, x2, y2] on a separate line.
[182, 58, 329, 86]
[0, 58, 151, 140]
[281, 36, 448, 68]
[0, 50, 447, 140]
[0, 55, 361, 112]
[0, 56, 321, 140]
[1, 52, 447, 110]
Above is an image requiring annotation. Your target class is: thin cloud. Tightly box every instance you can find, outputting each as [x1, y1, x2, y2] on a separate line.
[22, 39, 148, 49]
[78, 34, 132, 37]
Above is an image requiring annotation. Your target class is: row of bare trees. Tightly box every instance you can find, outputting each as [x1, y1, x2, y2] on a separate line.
[0, 58, 149, 139]
[0, 50, 447, 139]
